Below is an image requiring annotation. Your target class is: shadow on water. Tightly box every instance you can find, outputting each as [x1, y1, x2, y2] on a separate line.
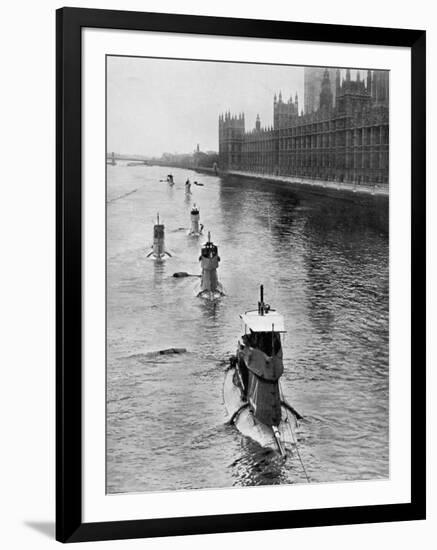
[152, 256, 166, 285]
[197, 295, 223, 322]
[218, 176, 300, 245]
[220, 173, 388, 237]
[228, 433, 289, 487]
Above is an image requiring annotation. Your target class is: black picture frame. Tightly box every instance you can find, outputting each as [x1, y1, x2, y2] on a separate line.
[56, 7, 426, 543]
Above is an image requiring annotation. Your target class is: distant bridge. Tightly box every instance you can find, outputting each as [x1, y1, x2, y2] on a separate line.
[106, 153, 152, 164]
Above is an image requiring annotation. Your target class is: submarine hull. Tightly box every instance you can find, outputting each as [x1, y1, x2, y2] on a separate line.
[196, 282, 225, 300]
[223, 367, 298, 454]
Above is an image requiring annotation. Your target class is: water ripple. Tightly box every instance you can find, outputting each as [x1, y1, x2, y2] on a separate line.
[106, 164, 389, 494]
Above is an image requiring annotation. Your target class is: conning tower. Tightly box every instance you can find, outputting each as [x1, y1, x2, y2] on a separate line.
[146, 213, 171, 260]
[197, 232, 224, 299]
[188, 204, 203, 236]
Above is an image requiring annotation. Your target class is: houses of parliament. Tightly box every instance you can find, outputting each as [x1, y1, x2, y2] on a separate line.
[218, 68, 389, 186]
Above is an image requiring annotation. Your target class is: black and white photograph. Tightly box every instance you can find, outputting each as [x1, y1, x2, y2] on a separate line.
[106, 56, 390, 494]
[0, 0, 431, 546]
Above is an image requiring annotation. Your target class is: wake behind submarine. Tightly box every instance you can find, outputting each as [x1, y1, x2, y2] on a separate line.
[224, 285, 305, 463]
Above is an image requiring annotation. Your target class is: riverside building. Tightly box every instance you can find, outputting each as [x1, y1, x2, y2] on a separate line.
[218, 69, 389, 186]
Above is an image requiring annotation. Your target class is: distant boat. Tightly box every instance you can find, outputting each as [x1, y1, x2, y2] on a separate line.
[224, 285, 301, 457]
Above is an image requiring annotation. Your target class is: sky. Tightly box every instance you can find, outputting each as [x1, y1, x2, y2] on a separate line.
[107, 56, 305, 157]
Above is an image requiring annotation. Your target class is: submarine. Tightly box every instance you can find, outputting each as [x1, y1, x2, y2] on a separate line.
[224, 285, 302, 457]
[187, 204, 204, 237]
[196, 232, 224, 300]
[146, 213, 172, 260]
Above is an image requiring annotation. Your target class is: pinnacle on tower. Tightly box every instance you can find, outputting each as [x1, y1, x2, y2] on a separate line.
[320, 70, 333, 110]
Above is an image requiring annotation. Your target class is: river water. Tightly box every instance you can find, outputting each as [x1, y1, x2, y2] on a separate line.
[106, 163, 389, 493]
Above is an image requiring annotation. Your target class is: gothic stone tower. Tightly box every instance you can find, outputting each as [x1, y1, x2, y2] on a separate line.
[371, 70, 389, 105]
[319, 69, 334, 111]
[335, 68, 371, 113]
[273, 91, 299, 130]
[304, 67, 337, 113]
[218, 112, 245, 170]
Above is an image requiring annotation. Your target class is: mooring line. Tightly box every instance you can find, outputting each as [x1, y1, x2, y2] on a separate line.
[280, 382, 310, 483]
[294, 440, 310, 483]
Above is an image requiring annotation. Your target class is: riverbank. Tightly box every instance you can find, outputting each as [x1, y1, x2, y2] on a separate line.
[194, 167, 389, 199]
